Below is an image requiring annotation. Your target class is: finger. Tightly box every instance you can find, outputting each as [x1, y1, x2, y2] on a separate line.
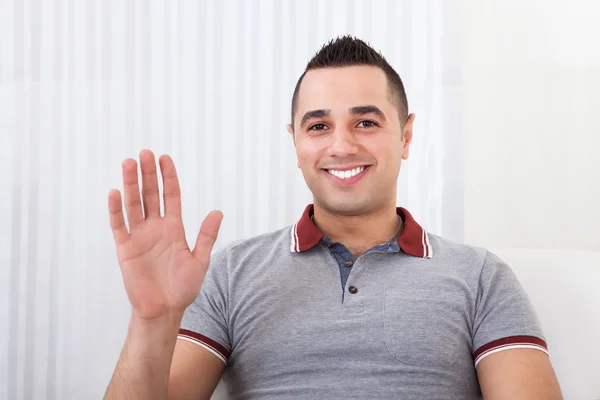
[121, 158, 144, 228]
[108, 189, 130, 245]
[192, 210, 224, 265]
[139, 149, 161, 219]
[159, 154, 182, 218]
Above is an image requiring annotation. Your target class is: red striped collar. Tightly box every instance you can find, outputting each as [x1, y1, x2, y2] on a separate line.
[290, 204, 433, 258]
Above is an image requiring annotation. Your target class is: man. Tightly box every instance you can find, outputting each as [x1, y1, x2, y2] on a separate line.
[105, 36, 562, 399]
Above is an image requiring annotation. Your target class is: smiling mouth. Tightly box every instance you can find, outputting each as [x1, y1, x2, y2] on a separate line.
[325, 165, 369, 180]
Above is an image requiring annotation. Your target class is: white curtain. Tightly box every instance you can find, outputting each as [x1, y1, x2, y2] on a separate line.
[0, 0, 460, 398]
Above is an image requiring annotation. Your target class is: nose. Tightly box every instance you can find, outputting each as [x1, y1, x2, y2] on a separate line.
[327, 128, 358, 158]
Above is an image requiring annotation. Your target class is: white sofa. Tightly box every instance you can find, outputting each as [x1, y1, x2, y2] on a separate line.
[212, 248, 600, 399]
[493, 248, 600, 400]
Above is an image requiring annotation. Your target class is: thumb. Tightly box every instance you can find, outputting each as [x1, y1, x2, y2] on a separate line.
[192, 210, 224, 265]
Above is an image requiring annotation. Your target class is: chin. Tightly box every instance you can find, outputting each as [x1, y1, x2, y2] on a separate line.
[317, 197, 373, 217]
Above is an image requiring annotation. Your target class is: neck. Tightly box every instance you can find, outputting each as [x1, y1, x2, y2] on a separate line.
[312, 201, 402, 256]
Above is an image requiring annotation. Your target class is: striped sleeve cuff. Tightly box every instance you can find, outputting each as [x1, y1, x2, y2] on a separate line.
[473, 335, 548, 367]
[177, 329, 230, 364]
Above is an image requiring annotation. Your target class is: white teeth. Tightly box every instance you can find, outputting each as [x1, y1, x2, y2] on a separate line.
[327, 166, 365, 179]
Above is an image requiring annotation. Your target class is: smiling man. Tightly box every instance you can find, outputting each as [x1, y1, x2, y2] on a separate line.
[105, 36, 563, 399]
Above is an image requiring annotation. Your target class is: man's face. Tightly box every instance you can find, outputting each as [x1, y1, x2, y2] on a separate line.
[288, 65, 415, 216]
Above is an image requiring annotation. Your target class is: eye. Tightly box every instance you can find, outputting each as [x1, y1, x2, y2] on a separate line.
[358, 120, 378, 128]
[308, 123, 327, 131]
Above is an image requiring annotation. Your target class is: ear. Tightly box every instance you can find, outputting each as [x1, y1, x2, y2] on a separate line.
[401, 113, 416, 160]
[286, 123, 301, 168]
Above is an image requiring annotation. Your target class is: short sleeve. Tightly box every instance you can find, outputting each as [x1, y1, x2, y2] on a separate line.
[472, 251, 548, 367]
[178, 248, 230, 364]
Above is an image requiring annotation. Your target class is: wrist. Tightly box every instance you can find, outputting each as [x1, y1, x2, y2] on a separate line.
[130, 311, 184, 332]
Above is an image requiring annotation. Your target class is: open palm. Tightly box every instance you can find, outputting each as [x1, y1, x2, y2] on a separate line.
[108, 150, 222, 320]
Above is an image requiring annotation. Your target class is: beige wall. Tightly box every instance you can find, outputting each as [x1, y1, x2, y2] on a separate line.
[462, 0, 600, 251]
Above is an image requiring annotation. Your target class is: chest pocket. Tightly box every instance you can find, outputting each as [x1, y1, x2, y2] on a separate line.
[383, 285, 470, 367]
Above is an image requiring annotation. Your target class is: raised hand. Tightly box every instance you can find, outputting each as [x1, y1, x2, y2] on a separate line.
[108, 150, 223, 320]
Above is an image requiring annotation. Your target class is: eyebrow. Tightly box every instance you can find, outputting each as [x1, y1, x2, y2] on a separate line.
[300, 109, 331, 129]
[349, 105, 387, 121]
[299, 105, 388, 129]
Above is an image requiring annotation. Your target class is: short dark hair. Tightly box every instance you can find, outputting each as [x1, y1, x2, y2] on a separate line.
[290, 35, 408, 129]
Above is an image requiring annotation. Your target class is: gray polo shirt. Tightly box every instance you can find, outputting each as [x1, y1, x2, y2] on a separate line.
[179, 205, 547, 399]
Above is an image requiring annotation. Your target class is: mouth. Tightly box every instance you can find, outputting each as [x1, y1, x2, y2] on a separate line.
[322, 165, 371, 185]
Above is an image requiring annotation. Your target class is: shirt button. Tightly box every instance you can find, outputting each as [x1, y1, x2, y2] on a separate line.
[344, 260, 353, 267]
[348, 286, 358, 294]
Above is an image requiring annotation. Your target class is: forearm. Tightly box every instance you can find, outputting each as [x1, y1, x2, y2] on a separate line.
[105, 312, 183, 400]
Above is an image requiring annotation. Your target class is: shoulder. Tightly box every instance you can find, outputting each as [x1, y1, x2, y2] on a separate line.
[211, 225, 294, 268]
[426, 233, 512, 280]
[427, 233, 487, 267]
